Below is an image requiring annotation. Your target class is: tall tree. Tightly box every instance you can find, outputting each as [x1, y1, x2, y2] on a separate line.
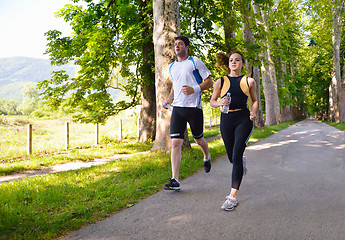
[305, 0, 345, 122]
[303, 0, 333, 120]
[18, 83, 39, 115]
[269, 0, 306, 121]
[330, 0, 345, 122]
[242, 0, 265, 127]
[253, 3, 281, 125]
[151, 0, 179, 151]
[40, 0, 156, 141]
[138, 0, 156, 141]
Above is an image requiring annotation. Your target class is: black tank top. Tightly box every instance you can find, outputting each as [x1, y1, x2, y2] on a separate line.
[221, 75, 248, 110]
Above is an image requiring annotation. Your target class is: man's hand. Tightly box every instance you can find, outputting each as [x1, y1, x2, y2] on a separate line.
[182, 85, 194, 95]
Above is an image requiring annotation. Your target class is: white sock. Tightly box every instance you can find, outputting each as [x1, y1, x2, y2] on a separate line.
[204, 153, 211, 162]
[172, 177, 179, 183]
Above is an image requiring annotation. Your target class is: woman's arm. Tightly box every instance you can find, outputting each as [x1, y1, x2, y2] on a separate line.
[210, 78, 229, 108]
[248, 77, 258, 121]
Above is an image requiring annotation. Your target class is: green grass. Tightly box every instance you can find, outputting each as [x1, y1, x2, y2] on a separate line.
[0, 116, 138, 160]
[250, 121, 296, 142]
[0, 121, 296, 240]
[324, 121, 345, 132]
[0, 116, 151, 176]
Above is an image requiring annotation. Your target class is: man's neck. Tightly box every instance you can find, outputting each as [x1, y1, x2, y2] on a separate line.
[177, 54, 189, 62]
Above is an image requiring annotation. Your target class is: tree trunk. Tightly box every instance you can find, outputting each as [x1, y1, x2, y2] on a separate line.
[255, 7, 281, 126]
[223, 4, 236, 55]
[267, 45, 281, 124]
[278, 57, 294, 121]
[151, 0, 179, 151]
[139, 0, 156, 142]
[261, 52, 277, 126]
[330, 0, 345, 122]
[242, 1, 264, 127]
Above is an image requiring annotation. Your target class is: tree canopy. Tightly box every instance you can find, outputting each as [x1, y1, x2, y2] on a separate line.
[39, 0, 345, 131]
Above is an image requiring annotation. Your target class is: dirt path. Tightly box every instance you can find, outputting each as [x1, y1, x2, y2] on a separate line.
[0, 135, 221, 183]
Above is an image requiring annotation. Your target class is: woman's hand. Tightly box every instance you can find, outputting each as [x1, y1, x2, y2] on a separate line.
[219, 96, 230, 107]
[250, 112, 255, 121]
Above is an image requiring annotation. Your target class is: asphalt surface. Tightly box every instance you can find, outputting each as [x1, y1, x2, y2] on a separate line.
[62, 118, 345, 240]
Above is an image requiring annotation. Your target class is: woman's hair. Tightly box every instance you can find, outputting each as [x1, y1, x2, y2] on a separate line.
[216, 51, 245, 70]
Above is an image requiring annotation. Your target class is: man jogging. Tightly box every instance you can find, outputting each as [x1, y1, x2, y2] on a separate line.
[162, 35, 213, 191]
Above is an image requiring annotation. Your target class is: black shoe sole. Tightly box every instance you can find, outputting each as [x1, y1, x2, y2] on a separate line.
[163, 185, 180, 191]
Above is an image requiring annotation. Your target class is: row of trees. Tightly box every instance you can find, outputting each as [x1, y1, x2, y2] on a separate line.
[39, 0, 345, 151]
[0, 83, 39, 116]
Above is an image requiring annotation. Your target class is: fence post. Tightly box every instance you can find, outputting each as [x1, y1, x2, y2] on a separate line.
[65, 121, 69, 151]
[119, 119, 123, 140]
[27, 124, 32, 155]
[95, 123, 99, 145]
[137, 117, 140, 140]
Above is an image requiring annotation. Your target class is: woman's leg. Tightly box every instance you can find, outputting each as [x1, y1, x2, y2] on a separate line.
[220, 114, 235, 163]
[231, 115, 253, 190]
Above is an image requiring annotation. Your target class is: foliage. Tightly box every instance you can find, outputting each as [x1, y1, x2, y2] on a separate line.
[0, 99, 20, 115]
[17, 83, 40, 115]
[40, 0, 153, 124]
[267, 0, 305, 106]
[300, 0, 333, 118]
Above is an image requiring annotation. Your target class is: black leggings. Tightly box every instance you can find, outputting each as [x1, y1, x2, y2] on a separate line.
[220, 109, 253, 190]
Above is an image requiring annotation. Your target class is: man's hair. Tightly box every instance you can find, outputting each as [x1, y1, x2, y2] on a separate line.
[174, 35, 190, 47]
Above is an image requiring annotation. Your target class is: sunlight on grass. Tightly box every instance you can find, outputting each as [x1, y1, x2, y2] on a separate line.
[0, 119, 296, 239]
[0, 117, 138, 160]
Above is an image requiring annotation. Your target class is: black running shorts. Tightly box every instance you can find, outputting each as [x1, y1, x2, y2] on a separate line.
[170, 107, 204, 139]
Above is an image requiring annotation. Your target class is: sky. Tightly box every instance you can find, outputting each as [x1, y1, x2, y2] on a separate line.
[0, 0, 73, 59]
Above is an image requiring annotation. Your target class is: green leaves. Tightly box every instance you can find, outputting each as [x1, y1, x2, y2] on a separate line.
[41, 0, 153, 124]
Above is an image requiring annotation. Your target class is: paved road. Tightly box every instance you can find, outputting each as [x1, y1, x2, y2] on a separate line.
[63, 119, 345, 240]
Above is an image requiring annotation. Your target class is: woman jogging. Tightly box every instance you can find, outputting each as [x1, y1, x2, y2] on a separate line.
[210, 51, 258, 211]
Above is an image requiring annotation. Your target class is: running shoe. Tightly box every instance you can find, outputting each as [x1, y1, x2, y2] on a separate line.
[221, 195, 238, 211]
[243, 156, 248, 175]
[204, 154, 211, 173]
[163, 178, 180, 191]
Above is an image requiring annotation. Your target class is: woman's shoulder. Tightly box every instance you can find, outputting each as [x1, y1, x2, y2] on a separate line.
[246, 76, 256, 87]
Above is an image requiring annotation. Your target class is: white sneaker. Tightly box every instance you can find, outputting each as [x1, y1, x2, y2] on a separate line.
[221, 195, 238, 211]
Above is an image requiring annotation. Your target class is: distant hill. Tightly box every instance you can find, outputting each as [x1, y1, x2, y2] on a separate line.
[0, 57, 77, 101]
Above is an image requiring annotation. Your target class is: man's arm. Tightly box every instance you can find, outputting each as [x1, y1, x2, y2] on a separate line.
[163, 87, 174, 108]
[200, 76, 213, 91]
[182, 75, 213, 95]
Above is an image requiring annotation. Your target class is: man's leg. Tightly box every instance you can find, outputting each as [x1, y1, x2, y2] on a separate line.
[171, 138, 184, 181]
[194, 137, 210, 160]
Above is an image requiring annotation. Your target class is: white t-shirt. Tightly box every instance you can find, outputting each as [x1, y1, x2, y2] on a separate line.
[169, 57, 211, 109]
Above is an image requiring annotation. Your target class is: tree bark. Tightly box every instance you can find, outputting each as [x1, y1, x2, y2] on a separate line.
[223, 5, 236, 55]
[139, 0, 156, 142]
[242, 1, 265, 127]
[330, 0, 345, 122]
[151, 0, 179, 151]
[254, 6, 281, 126]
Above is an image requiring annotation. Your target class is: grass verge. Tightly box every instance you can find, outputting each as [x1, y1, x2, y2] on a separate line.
[324, 121, 345, 132]
[0, 121, 295, 240]
[0, 139, 153, 176]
